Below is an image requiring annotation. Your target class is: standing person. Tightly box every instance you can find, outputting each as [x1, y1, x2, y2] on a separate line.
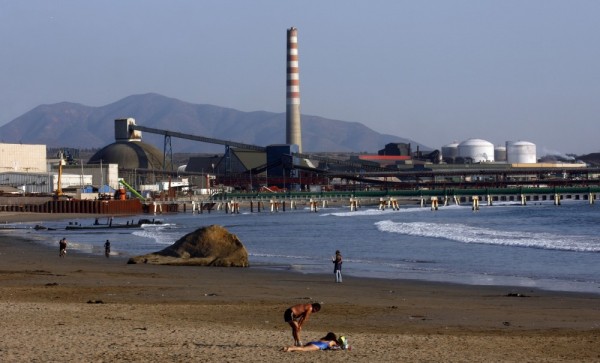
[59, 238, 67, 257]
[283, 303, 321, 347]
[332, 250, 343, 283]
[104, 240, 111, 258]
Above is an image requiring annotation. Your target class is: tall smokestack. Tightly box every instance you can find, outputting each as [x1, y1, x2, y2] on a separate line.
[286, 27, 302, 153]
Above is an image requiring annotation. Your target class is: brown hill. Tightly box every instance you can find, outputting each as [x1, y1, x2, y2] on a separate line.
[0, 93, 425, 153]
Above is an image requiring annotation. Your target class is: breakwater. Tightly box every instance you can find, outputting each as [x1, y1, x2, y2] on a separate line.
[201, 186, 600, 212]
[1, 186, 598, 215]
[0, 198, 144, 215]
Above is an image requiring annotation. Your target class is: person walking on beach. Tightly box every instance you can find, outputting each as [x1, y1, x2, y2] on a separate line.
[284, 303, 321, 347]
[104, 240, 111, 258]
[59, 238, 67, 257]
[332, 250, 343, 283]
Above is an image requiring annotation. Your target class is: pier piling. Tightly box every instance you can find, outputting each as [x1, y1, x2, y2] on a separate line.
[431, 197, 439, 211]
[472, 196, 480, 211]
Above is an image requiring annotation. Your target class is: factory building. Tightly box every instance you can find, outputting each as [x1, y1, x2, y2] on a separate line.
[0, 136, 122, 198]
[0, 142, 102, 196]
[0, 143, 46, 172]
[379, 143, 412, 156]
[87, 118, 169, 190]
[60, 163, 120, 191]
[88, 118, 167, 172]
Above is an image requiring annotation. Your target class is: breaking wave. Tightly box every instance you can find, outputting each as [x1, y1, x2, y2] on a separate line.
[375, 220, 600, 253]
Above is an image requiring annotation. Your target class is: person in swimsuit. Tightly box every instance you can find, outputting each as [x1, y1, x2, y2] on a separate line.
[283, 302, 321, 347]
[282, 332, 339, 352]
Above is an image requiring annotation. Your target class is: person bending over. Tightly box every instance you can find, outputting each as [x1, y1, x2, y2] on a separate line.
[283, 302, 321, 346]
[282, 332, 339, 352]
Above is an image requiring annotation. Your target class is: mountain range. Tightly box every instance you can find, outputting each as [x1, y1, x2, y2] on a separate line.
[0, 93, 426, 154]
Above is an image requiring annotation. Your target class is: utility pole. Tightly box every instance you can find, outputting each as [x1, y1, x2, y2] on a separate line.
[56, 151, 65, 198]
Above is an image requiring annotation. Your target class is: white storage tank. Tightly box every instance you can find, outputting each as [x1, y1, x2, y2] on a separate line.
[441, 142, 459, 163]
[457, 138, 494, 163]
[494, 145, 507, 162]
[506, 141, 537, 163]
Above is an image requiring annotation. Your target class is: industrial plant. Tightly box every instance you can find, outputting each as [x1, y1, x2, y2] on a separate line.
[1, 27, 599, 214]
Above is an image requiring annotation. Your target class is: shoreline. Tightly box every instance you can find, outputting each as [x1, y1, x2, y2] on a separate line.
[2, 211, 599, 297]
[1, 213, 599, 361]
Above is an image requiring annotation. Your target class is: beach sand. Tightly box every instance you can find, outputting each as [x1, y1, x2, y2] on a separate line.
[0, 213, 598, 362]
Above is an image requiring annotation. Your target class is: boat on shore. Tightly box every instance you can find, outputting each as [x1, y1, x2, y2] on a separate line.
[65, 218, 163, 230]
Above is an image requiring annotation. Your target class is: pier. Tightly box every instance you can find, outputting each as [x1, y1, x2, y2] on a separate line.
[1, 186, 598, 216]
[176, 185, 600, 213]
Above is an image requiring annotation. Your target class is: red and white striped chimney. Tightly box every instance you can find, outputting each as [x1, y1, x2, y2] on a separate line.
[286, 27, 302, 153]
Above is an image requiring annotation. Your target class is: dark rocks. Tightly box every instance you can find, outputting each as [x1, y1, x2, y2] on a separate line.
[506, 293, 530, 297]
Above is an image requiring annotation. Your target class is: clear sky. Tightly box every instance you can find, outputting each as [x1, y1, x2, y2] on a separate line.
[1, 1, 599, 155]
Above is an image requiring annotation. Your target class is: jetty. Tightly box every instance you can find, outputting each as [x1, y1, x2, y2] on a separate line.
[1, 186, 599, 216]
[197, 185, 600, 213]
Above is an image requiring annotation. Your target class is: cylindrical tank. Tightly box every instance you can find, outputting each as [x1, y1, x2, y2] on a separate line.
[506, 141, 536, 163]
[441, 142, 459, 163]
[494, 145, 507, 162]
[457, 139, 494, 163]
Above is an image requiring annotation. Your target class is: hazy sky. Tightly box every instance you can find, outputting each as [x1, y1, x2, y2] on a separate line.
[1, 1, 599, 155]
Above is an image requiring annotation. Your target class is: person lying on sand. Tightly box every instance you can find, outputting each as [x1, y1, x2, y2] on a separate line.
[282, 332, 339, 352]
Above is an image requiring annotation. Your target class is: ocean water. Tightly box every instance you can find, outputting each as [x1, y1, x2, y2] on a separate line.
[10, 200, 600, 295]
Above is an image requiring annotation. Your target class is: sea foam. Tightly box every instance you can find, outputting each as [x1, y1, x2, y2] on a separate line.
[375, 220, 600, 253]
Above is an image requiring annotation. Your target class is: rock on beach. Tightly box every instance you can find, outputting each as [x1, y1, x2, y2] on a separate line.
[127, 224, 249, 267]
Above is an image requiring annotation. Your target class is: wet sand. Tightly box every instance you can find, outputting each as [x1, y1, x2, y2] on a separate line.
[0, 212, 598, 362]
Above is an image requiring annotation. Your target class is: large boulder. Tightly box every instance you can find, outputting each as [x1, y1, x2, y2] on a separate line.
[127, 224, 249, 267]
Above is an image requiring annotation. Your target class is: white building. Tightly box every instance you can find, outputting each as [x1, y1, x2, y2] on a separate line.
[0, 141, 121, 195]
[0, 143, 46, 172]
[61, 163, 120, 190]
